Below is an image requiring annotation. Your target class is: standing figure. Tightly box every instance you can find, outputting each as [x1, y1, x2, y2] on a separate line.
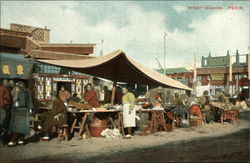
[199, 90, 211, 123]
[122, 87, 136, 138]
[102, 86, 112, 104]
[114, 86, 123, 105]
[218, 91, 229, 109]
[83, 83, 100, 108]
[155, 88, 163, 107]
[0, 80, 11, 146]
[8, 82, 29, 146]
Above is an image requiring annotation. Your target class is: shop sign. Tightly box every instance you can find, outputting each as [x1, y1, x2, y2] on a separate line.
[210, 74, 224, 81]
[53, 77, 75, 82]
[1, 63, 33, 79]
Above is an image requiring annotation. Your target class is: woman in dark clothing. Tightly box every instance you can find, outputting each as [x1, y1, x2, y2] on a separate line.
[8, 83, 29, 146]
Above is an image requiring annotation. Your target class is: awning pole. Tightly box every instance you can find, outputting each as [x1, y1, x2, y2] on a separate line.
[110, 81, 117, 105]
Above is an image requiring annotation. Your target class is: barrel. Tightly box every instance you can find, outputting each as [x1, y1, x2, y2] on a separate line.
[89, 116, 109, 137]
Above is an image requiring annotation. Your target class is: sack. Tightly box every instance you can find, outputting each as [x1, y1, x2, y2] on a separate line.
[14, 101, 19, 107]
[180, 119, 189, 128]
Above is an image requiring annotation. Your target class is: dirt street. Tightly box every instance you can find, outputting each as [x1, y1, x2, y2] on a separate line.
[1, 111, 250, 163]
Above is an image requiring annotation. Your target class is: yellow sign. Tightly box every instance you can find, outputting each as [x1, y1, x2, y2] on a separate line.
[2, 65, 11, 74]
[210, 74, 224, 81]
[16, 65, 24, 75]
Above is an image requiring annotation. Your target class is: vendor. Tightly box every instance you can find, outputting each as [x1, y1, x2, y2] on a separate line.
[218, 91, 229, 109]
[145, 87, 163, 107]
[41, 92, 68, 140]
[102, 86, 112, 104]
[114, 86, 123, 105]
[83, 83, 100, 108]
[155, 88, 163, 106]
[122, 87, 136, 138]
[59, 86, 71, 102]
[189, 100, 203, 121]
[172, 92, 185, 107]
[198, 90, 211, 123]
[70, 93, 81, 103]
[235, 95, 248, 111]
[170, 92, 188, 127]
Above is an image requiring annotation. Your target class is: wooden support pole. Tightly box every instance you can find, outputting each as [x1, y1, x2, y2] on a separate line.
[110, 81, 117, 105]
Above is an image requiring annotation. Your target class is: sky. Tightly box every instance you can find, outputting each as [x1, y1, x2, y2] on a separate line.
[1, 1, 249, 70]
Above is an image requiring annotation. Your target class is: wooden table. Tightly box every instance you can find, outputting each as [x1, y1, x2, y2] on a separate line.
[68, 110, 119, 138]
[137, 109, 167, 133]
[220, 109, 239, 124]
[68, 109, 168, 138]
[118, 109, 167, 134]
[211, 103, 239, 124]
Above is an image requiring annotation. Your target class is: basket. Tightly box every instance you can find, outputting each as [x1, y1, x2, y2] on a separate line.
[189, 119, 202, 127]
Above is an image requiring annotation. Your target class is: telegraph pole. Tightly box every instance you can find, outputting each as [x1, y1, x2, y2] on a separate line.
[163, 32, 167, 75]
[163, 32, 167, 104]
[100, 39, 104, 56]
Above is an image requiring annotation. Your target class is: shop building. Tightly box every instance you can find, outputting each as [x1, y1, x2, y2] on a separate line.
[0, 23, 95, 107]
[197, 50, 249, 98]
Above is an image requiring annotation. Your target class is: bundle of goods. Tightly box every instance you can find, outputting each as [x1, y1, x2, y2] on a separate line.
[142, 102, 153, 109]
[211, 102, 237, 111]
[101, 128, 121, 138]
[137, 95, 147, 105]
[68, 101, 92, 110]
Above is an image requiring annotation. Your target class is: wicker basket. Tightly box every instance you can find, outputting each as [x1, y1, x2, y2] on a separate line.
[189, 119, 202, 127]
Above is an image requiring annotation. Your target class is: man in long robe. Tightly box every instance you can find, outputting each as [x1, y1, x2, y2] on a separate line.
[122, 87, 136, 137]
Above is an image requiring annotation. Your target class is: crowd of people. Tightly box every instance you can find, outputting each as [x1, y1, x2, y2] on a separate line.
[0, 79, 32, 146]
[1, 79, 249, 146]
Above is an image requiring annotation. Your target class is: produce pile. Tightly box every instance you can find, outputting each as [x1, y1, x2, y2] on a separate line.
[211, 102, 237, 111]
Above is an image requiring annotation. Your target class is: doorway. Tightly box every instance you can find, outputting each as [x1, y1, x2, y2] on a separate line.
[57, 82, 72, 93]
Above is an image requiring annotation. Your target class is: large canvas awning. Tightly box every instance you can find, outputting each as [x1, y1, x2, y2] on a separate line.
[37, 50, 192, 90]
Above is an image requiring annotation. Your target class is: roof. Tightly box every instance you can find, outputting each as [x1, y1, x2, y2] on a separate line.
[37, 50, 192, 90]
[40, 44, 95, 47]
[26, 50, 95, 60]
[0, 28, 32, 37]
[39, 44, 95, 55]
[197, 66, 248, 74]
[155, 67, 191, 74]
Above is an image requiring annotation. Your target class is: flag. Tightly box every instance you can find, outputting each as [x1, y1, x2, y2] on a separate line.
[193, 55, 197, 83]
[229, 55, 232, 82]
[248, 54, 250, 80]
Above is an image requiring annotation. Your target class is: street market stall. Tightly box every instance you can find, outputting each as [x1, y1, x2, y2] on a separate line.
[37, 50, 192, 137]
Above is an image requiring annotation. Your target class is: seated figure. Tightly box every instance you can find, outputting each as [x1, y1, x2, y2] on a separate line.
[41, 92, 68, 140]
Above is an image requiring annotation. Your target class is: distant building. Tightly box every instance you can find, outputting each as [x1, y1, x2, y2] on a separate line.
[197, 50, 249, 98]
[155, 67, 193, 88]
[156, 50, 249, 99]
